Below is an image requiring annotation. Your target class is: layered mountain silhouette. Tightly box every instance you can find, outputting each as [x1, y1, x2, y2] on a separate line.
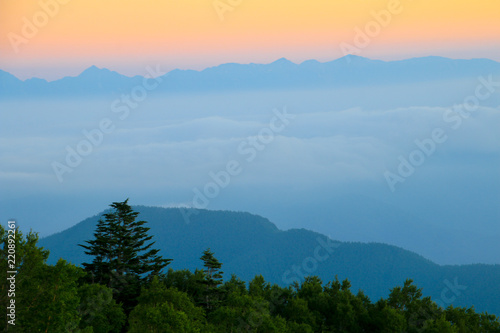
[39, 206, 500, 316]
[2, 55, 499, 97]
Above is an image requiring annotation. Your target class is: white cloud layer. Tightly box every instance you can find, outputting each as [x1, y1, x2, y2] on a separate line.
[0, 87, 499, 264]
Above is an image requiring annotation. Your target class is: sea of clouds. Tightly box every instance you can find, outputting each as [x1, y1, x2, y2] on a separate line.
[1, 79, 499, 264]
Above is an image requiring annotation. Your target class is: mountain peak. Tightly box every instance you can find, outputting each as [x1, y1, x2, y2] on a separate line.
[1, 56, 499, 97]
[335, 54, 372, 63]
[72, 66, 129, 83]
[80, 65, 106, 75]
[270, 57, 295, 66]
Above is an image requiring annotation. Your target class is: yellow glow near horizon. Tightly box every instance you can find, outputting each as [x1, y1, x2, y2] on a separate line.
[0, 0, 499, 79]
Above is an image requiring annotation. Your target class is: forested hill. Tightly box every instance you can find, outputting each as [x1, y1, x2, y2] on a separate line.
[39, 206, 500, 316]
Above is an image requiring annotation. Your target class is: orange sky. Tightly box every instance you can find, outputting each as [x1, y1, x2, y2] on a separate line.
[1, 0, 499, 80]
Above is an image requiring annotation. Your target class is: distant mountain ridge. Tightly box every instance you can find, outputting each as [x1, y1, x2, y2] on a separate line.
[2, 55, 499, 97]
[39, 206, 500, 316]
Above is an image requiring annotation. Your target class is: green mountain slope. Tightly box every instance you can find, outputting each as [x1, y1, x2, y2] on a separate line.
[39, 206, 500, 316]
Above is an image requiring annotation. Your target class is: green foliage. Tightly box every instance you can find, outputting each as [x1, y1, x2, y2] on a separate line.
[19, 259, 83, 332]
[209, 290, 288, 332]
[0, 225, 83, 332]
[388, 279, 444, 332]
[5, 206, 500, 332]
[249, 275, 271, 298]
[41, 207, 500, 317]
[128, 276, 206, 332]
[444, 305, 500, 332]
[161, 268, 206, 301]
[78, 283, 126, 333]
[421, 314, 458, 333]
[200, 248, 224, 311]
[79, 199, 171, 313]
[154, 271, 500, 332]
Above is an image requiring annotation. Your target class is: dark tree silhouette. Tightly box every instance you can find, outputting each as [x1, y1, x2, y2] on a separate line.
[80, 199, 171, 313]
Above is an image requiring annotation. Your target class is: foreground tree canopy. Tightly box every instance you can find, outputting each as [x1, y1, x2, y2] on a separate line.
[79, 199, 171, 314]
[1, 201, 499, 332]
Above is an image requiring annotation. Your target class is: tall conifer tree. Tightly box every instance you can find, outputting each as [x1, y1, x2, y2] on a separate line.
[200, 248, 224, 311]
[80, 199, 171, 313]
